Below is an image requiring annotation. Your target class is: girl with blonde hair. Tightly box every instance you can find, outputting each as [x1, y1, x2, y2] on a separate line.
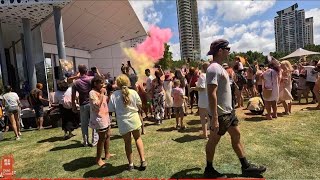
[279, 60, 294, 115]
[108, 74, 146, 171]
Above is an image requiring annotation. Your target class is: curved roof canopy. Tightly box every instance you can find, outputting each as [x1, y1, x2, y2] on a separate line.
[0, 0, 146, 50]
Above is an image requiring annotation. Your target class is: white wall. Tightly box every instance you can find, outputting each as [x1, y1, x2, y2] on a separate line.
[75, 57, 89, 70]
[43, 36, 147, 77]
[89, 36, 146, 77]
[43, 43, 91, 59]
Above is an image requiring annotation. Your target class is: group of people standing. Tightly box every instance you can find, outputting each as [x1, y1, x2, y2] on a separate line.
[3, 36, 320, 178]
[223, 54, 320, 119]
[0, 83, 49, 141]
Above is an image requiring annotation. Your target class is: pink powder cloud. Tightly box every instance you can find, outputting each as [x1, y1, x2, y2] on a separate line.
[136, 25, 172, 62]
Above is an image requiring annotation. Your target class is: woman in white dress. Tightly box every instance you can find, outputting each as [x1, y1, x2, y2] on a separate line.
[108, 74, 146, 171]
[163, 73, 173, 119]
[279, 61, 294, 115]
[262, 59, 281, 120]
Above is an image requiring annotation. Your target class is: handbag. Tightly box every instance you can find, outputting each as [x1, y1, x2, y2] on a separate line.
[263, 71, 273, 99]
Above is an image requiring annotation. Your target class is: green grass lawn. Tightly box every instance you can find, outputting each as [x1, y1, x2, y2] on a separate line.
[1, 103, 320, 179]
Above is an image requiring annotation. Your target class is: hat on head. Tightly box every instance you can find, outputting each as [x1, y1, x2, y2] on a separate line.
[222, 63, 228, 68]
[207, 39, 229, 56]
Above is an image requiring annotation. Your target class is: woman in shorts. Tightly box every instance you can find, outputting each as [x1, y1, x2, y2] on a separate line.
[3, 85, 21, 140]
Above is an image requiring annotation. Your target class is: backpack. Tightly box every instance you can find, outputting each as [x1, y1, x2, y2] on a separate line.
[62, 93, 73, 109]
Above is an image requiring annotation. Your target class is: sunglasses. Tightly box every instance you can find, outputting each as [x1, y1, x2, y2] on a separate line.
[222, 47, 231, 52]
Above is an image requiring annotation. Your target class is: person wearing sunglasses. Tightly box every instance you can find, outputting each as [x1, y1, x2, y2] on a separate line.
[204, 39, 266, 178]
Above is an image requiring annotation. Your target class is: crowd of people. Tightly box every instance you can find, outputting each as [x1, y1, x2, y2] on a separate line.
[1, 37, 320, 178]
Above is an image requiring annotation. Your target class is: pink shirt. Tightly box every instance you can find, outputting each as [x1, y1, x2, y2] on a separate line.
[89, 90, 110, 130]
[171, 87, 184, 107]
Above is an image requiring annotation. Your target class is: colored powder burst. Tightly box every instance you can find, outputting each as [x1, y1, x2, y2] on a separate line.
[123, 25, 172, 82]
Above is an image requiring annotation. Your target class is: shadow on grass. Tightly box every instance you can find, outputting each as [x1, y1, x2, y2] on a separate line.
[37, 136, 65, 143]
[170, 167, 203, 178]
[0, 137, 12, 142]
[172, 134, 202, 143]
[157, 127, 176, 132]
[170, 167, 264, 179]
[303, 107, 320, 111]
[179, 126, 201, 133]
[187, 119, 201, 126]
[110, 135, 122, 141]
[244, 116, 267, 122]
[244, 112, 264, 116]
[144, 122, 158, 127]
[50, 140, 83, 151]
[63, 157, 96, 171]
[83, 163, 127, 178]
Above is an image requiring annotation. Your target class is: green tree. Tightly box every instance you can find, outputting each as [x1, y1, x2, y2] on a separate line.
[304, 44, 320, 62]
[304, 44, 320, 52]
[270, 51, 289, 59]
[157, 43, 173, 70]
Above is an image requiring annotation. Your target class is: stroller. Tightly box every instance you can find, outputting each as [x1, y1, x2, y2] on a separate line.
[291, 74, 299, 100]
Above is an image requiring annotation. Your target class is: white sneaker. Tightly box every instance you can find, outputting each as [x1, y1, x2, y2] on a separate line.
[16, 136, 21, 141]
[18, 132, 22, 136]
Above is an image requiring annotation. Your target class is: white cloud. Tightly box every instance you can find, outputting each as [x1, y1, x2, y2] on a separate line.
[306, 8, 320, 44]
[198, 0, 276, 22]
[230, 32, 275, 55]
[261, 20, 274, 37]
[129, 0, 162, 30]
[169, 42, 181, 60]
[216, 1, 276, 21]
[200, 16, 221, 38]
[223, 24, 247, 39]
[197, 0, 215, 14]
[199, 16, 275, 59]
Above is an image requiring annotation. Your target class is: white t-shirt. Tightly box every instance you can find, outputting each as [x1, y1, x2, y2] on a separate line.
[196, 73, 208, 109]
[146, 75, 154, 92]
[3, 92, 20, 109]
[108, 89, 142, 135]
[304, 66, 318, 82]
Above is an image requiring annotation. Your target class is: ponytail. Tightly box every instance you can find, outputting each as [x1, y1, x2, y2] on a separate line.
[121, 86, 130, 106]
[116, 74, 132, 106]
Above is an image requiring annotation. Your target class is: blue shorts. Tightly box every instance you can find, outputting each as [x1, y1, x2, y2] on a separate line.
[34, 105, 44, 118]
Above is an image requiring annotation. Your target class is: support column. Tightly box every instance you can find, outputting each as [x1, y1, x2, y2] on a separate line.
[53, 7, 66, 80]
[0, 21, 9, 86]
[22, 18, 37, 89]
[12, 41, 20, 90]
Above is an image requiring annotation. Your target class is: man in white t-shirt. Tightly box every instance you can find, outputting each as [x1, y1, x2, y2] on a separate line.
[145, 69, 154, 117]
[204, 39, 266, 178]
[304, 60, 319, 103]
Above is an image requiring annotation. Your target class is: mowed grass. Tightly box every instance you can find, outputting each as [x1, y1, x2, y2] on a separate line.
[0, 102, 320, 179]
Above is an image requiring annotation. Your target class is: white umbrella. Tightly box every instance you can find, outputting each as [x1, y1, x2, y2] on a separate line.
[280, 48, 320, 60]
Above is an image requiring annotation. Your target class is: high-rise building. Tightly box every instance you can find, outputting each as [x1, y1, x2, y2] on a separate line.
[274, 3, 314, 53]
[176, 0, 201, 61]
[305, 17, 314, 45]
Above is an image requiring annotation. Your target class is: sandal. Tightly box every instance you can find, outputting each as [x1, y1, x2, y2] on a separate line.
[128, 164, 134, 171]
[139, 161, 147, 171]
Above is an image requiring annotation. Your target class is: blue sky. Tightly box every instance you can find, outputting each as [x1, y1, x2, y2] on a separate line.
[130, 0, 320, 60]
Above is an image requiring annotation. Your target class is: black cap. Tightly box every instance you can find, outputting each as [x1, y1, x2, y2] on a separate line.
[207, 39, 229, 56]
